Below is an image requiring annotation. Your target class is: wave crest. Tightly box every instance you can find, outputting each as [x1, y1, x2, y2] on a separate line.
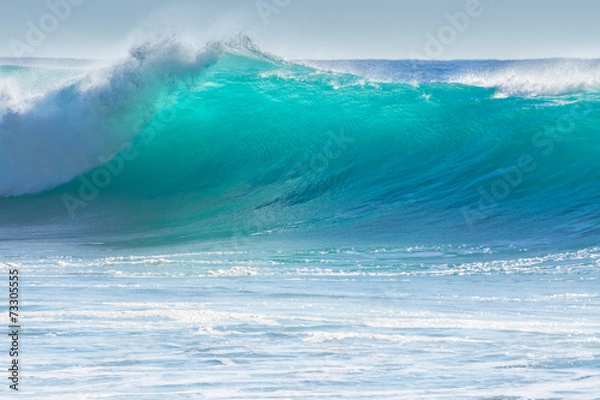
[450, 59, 600, 97]
[0, 39, 222, 196]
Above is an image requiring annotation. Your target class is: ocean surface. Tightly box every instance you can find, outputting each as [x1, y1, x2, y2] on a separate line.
[1, 39, 599, 398]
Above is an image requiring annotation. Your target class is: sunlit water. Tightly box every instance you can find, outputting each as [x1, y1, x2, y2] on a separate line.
[3, 243, 598, 399]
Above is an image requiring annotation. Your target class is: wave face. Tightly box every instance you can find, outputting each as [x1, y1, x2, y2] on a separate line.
[1, 41, 600, 247]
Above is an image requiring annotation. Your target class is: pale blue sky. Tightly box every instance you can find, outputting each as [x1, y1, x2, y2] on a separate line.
[1, 0, 599, 60]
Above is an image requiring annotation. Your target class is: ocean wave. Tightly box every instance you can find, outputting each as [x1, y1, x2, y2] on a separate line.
[1, 38, 599, 246]
[0, 38, 222, 196]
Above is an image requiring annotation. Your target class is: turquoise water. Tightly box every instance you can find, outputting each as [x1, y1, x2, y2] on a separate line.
[1, 40, 599, 398]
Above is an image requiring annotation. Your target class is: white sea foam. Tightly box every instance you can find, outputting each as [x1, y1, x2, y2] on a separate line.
[451, 59, 600, 97]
